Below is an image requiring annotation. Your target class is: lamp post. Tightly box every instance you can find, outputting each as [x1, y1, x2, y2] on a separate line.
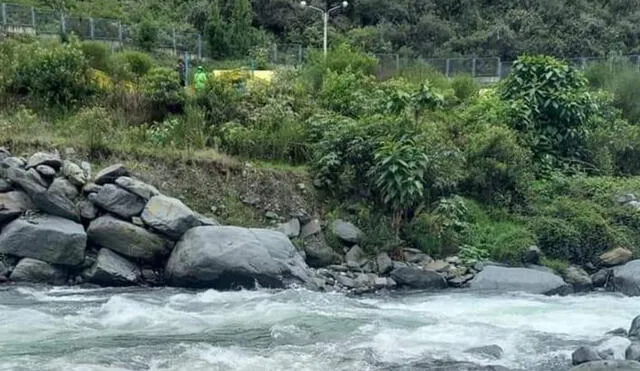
[300, 1, 348, 57]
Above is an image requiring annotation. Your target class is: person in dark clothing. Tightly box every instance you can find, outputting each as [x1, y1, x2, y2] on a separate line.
[176, 58, 186, 87]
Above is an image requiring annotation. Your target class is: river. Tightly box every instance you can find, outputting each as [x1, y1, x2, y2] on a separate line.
[0, 286, 638, 371]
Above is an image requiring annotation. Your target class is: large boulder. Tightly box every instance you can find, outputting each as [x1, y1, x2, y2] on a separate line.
[612, 260, 640, 296]
[90, 184, 145, 219]
[376, 253, 394, 275]
[33, 182, 80, 222]
[62, 161, 87, 186]
[26, 152, 62, 170]
[600, 248, 633, 267]
[573, 346, 603, 365]
[329, 219, 363, 244]
[302, 234, 341, 268]
[165, 226, 311, 289]
[49, 177, 79, 200]
[9, 258, 67, 285]
[390, 267, 447, 290]
[140, 195, 200, 240]
[7, 167, 47, 197]
[469, 265, 567, 294]
[345, 245, 367, 266]
[300, 219, 322, 239]
[627, 344, 640, 361]
[571, 360, 640, 370]
[115, 176, 159, 201]
[565, 266, 593, 292]
[0, 191, 33, 224]
[522, 246, 542, 265]
[629, 315, 640, 339]
[0, 179, 12, 192]
[94, 164, 128, 185]
[86, 248, 141, 286]
[274, 218, 301, 238]
[0, 215, 86, 265]
[87, 215, 171, 262]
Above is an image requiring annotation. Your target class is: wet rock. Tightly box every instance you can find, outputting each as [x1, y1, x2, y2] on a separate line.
[469, 265, 567, 295]
[300, 219, 322, 239]
[571, 360, 640, 370]
[345, 245, 366, 266]
[448, 274, 475, 287]
[464, 345, 504, 360]
[115, 176, 160, 200]
[165, 226, 311, 289]
[329, 219, 363, 244]
[336, 274, 358, 289]
[35, 165, 56, 178]
[303, 234, 341, 268]
[26, 152, 62, 170]
[141, 268, 165, 286]
[90, 184, 145, 220]
[627, 344, 640, 361]
[9, 258, 67, 285]
[565, 265, 593, 292]
[612, 260, 640, 296]
[141, 195, 200, 240]
[573, 346, 603, 365]
[62, 161, 87, 186]
[606, 328, 628, 337]
[88, 215, 172, 262]
[0, 191, 33, 224]
[94, 164, 128, 185]
[601, 248, 633, 267]
[630, 315, 640, 339]
[376, 253, 393, 275]
[0, 214, 86, 266]
[523, 246, 541, 265]
[593, 269, 612, 288]
[86, 248, 141, 286]
[597, 336, 631, 360]
[7, 167, 46, 197]
[391, 267, 447, 290]
[274, 218, 301, 238]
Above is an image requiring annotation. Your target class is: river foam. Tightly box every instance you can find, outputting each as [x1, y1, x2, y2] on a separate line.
[0, 286, 638, 371]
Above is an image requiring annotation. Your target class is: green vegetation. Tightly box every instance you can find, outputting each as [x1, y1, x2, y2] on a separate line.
[3, 34, 640, 269]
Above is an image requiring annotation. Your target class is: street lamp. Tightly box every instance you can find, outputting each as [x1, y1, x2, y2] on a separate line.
[300, 1, 349, 57]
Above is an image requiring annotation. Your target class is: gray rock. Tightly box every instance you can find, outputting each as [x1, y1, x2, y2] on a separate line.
[617, 194, 637, 204]
[265, 211, 279, 220]
[469, 265, 567, 295]
[141, 268, 165, 286]
[33, 191, 80, 222]
[573, 346, 603, 365]
[115, 176, 159, 200]
[78, 200, 98, 220]
[630, 315, 640, 339]
[165, 226, 311, 289]
[87, 215, 171, 262]
[523, 246, 541, 265]
[62, 161, 87, 186]
[374, 276, 389, 289]
[329, 219, 363, 244]
[464, 345, 504, 360]
[1, 156, 25, 171]
[274, 218, 301, 238]
[7, 167, 46, 197]
[0, 191, 33, 224]
[94, 164, 128, 185]
[375, 253, 393, 275]
[0, 147, 10, 160]
[35, 165, 56, 178]
[607, 328, 629, 337]
[81, 161, 92, 181]
[49, 177, 79, 200]
[290, 210, 312, 225]
[571, 360, 640, 370]
[403, 248, 434, 264]
[91, 184, 145, 219]
[627, 344, 640, 361]
[612, 260, 640, 296]
[566, 266, 593, 292]
[0, 179, 12, 192]
[194, 212, 220, 227]
[593, 269, 612, 288]
[141, 195, 200, 240]
[601, 248, 633, 267]
[390, 267, 447, 290]
[448, 274, 475, 287]
[0, 260, 8, 277]
[26, 152, 62, 170]
[336, 274, 358, 289]
[345, 245, 366, 266]
[87, 249, 141, 286]
[300, 219, 322, 239]
[425, 260, 451, 272]
[9, 258, 67, 285]
[82, 183, 102, 194]
[0, 215, 86, 265]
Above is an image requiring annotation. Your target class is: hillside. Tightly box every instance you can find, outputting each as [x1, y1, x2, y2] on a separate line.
[11, 0, 640, 59]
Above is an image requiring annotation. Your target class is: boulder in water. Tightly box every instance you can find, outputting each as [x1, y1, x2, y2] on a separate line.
[571, 360, 640, 370]
[0, 214, 86, 266]
[597, 336, 631, 360]
[9, 258, 67, 285]
[390, 267, 447, 290]
[627, 344, 640, 361]
[376, 253, 393, 275]
[629, 315, 640, 339]
[464, 345, 504, 360]
[140, 195, 200, 240]
[165, 226, 311, 289]
[565, 266, 593, 292]
[469, 265, 566, 295]
[86, 248, 141, 286]
[573, 346, 603, 365]
[612, 260, 640, 296]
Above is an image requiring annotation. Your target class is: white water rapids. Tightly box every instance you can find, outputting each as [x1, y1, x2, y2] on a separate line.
[0, 286, 638, 371]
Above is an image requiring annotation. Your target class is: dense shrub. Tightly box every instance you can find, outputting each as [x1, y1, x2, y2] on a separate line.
[80, 41, 111, 72]
[304, 43, 378, 90]
[195, 75, 244, 125]
[110, 51, 154, 80]
[586, 61, 640, 124]
[451, 74, 479, 102]
[320, 68, 376, 117]
[140, 67, 186, 120]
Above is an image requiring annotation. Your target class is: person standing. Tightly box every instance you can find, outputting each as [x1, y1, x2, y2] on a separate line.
[176, 58, 186, 87]
[194, 66, 209, 92]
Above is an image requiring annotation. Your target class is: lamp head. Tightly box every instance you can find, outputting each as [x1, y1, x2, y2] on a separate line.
[300, 1, 307, 7]
[342, 1, 348, 8]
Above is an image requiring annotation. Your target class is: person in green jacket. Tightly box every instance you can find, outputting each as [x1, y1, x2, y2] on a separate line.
[194, 66, 208, 92]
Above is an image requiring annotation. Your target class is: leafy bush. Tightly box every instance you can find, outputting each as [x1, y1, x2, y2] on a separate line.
[140, 67, 186, 120]
[586, 61, 640, 124]
[80, 41, 110, 72]
[320, 68, 376, 117]
[68, 106, 113, 156]
[110, 51, 154, 80]
[304, 43, 377, 90]
[196, 75, 244, 125]
[135, 19, 159, 51]
[463, 125, 533, 205]
[451, 74, 479, 102]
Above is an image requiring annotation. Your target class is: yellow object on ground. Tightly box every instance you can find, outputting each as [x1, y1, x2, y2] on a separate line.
[213, 70, 274, 83]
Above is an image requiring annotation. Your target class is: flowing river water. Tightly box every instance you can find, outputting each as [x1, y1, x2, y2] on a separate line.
[0, 286, 638, 371]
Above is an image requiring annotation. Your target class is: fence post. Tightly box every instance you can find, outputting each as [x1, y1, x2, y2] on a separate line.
[496, 58, 502, 79]
[118, 21, 123, 46]
[197, 33, 202, 60]
[445, 58, 450, 77]
[298, 45, 303, 65]
[395, 54, 400, 75]
[172, 28, 177, 55]
[89, 17, 94, 39]
[30, 7, 36, 32]
[272, 44, 279, 65]
[60, 13, 66, 34]
[1, 3, 6, 27]
[472, 58, 477, 78]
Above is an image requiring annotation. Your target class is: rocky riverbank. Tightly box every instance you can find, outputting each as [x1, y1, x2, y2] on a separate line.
[2, 148, 640, 299]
